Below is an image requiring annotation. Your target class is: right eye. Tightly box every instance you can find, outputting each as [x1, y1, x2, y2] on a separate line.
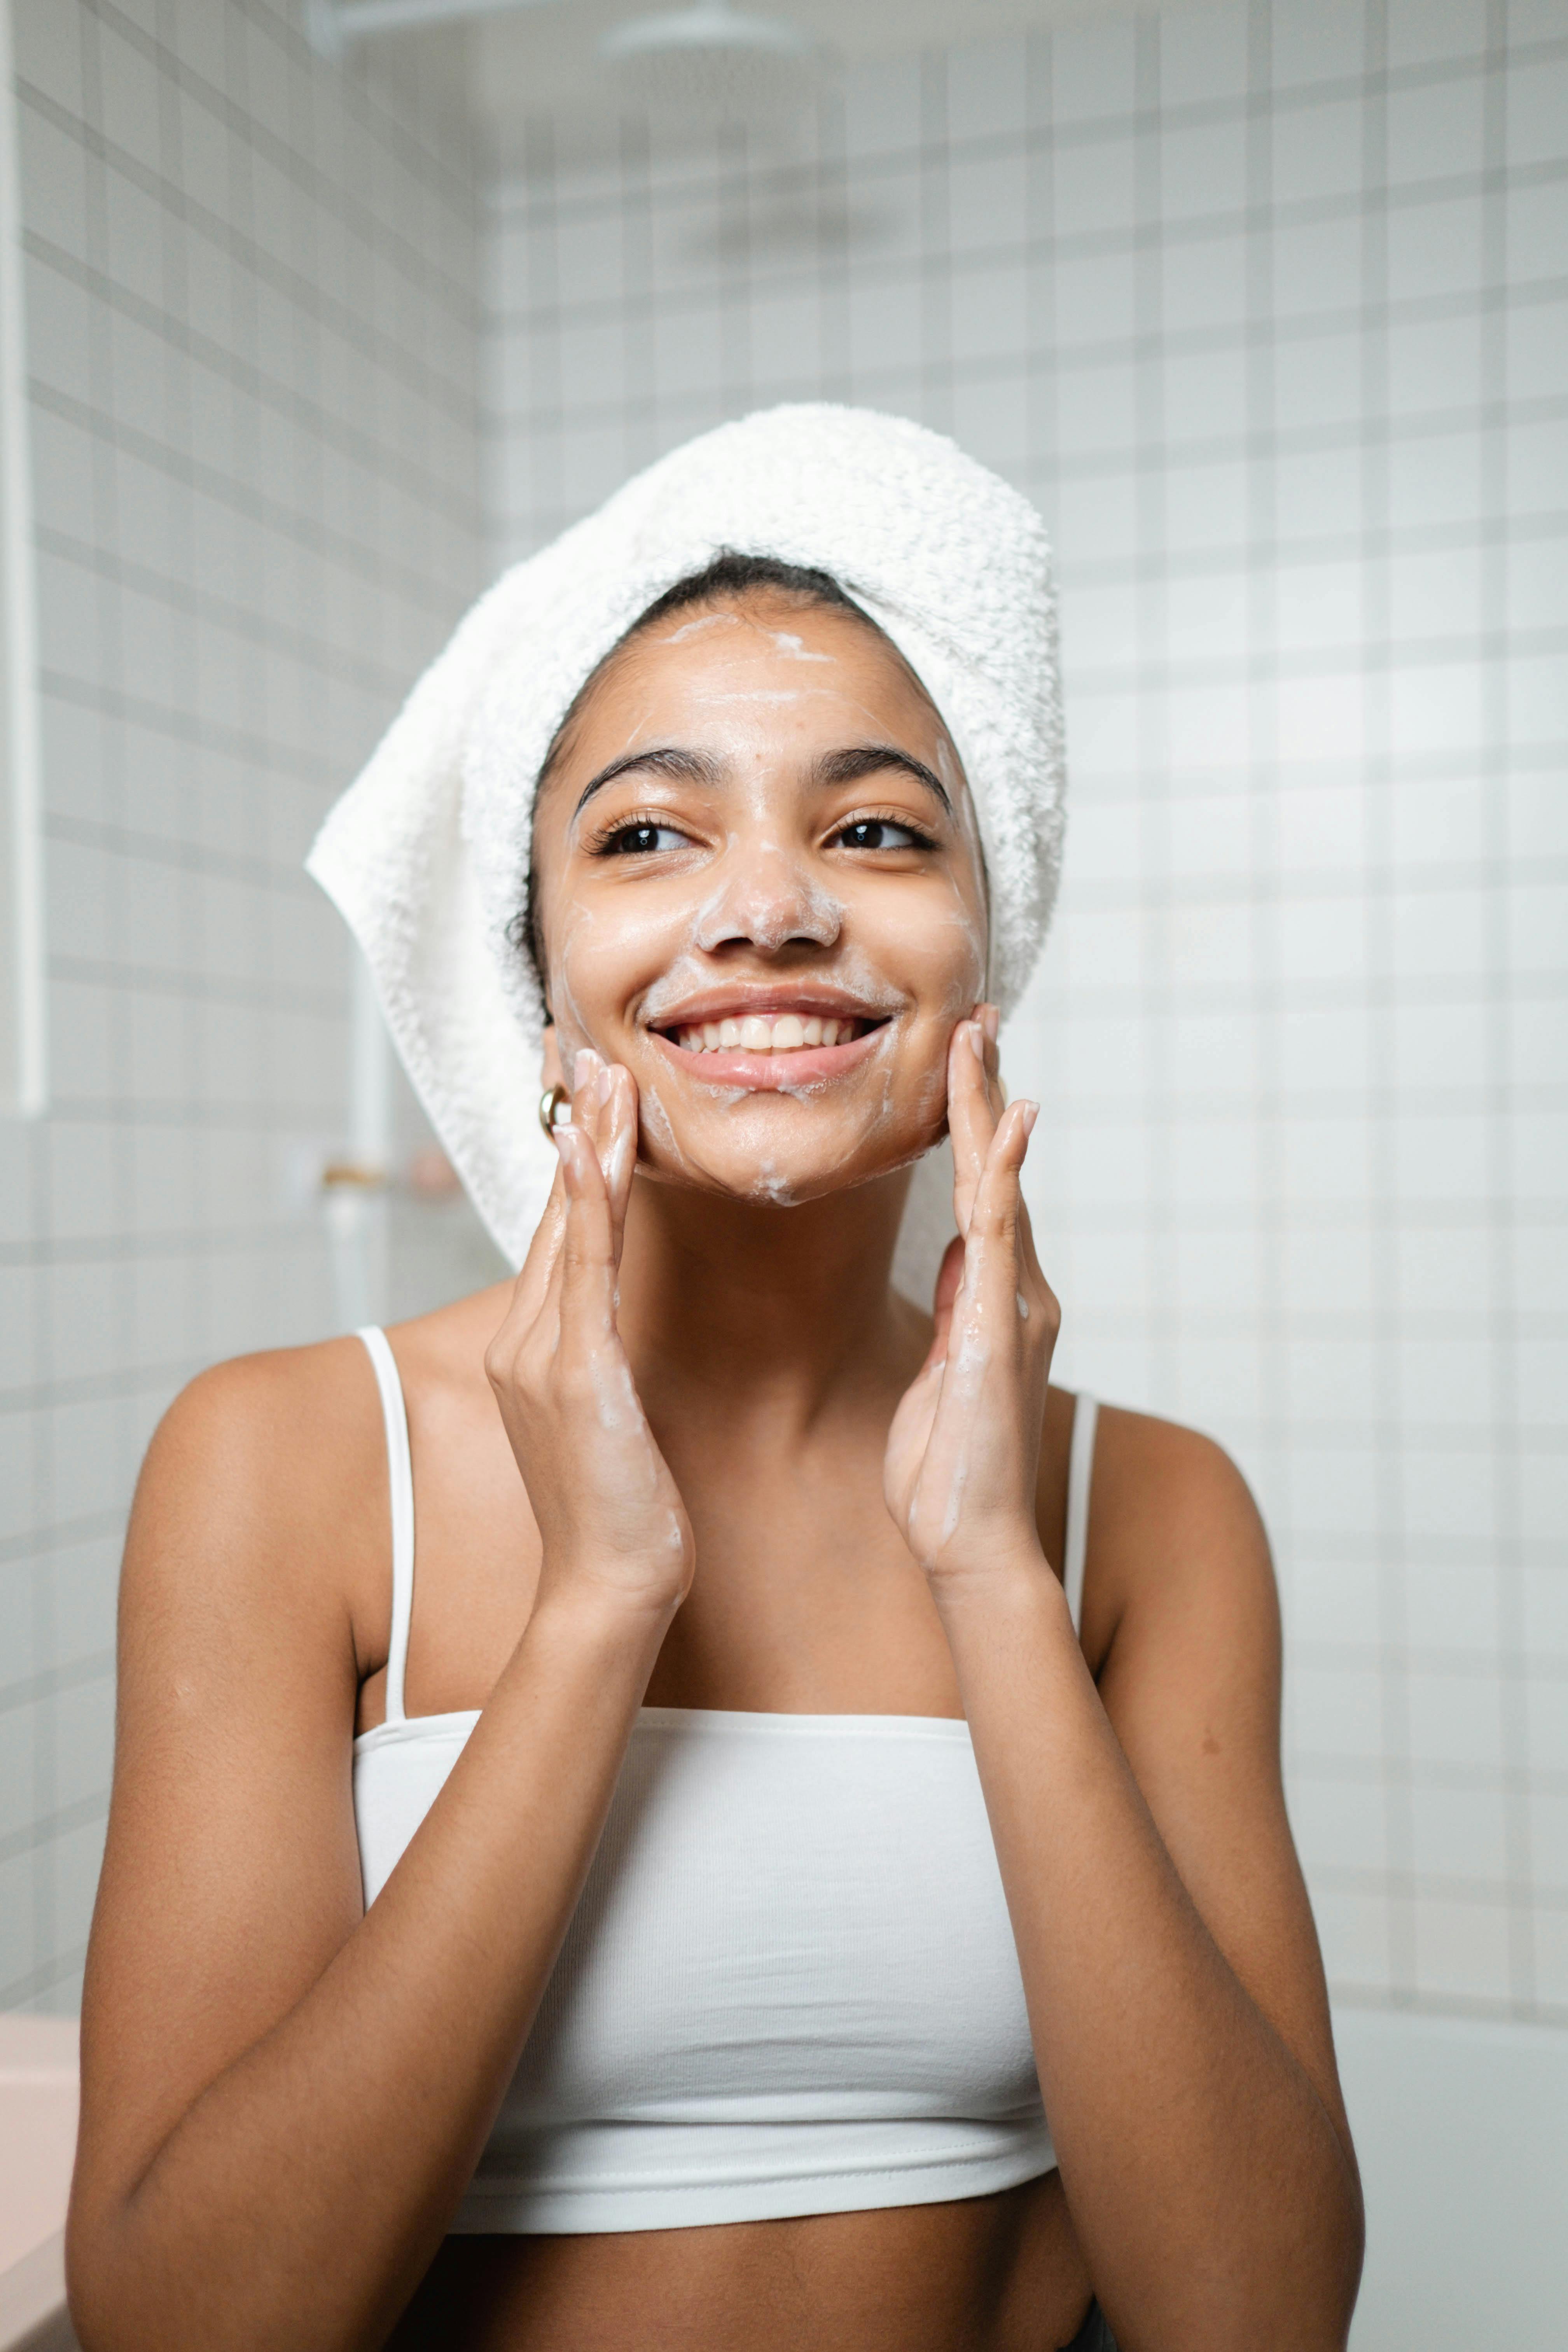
[599, 821, 689, 856]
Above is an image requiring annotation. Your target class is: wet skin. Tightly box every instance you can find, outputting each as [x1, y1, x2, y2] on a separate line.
[528, 596, 991, 1210]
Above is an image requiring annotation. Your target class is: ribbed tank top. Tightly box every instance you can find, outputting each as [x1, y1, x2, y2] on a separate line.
[351, 1328, 1100, 2234]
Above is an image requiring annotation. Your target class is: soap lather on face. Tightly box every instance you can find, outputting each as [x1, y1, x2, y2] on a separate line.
[523, 556, 990, 1210]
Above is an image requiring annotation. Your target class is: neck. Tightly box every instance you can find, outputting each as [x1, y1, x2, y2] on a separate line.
[615, 1165, 923, 1432]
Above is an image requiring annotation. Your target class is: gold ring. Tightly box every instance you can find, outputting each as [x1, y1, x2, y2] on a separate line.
[538, 1083, 570, 1137]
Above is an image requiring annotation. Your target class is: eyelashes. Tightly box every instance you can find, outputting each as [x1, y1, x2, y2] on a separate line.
[584, 807, 942, 860]
[830, 816, 938, 853]
[593, 819, 692, 857]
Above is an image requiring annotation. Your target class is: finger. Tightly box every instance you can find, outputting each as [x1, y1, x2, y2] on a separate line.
[603, 1065, 638, 1243]
[574, 1045, 638, 1245]
[993, 1082, 1051, 1307]
[491, 1140, 569, 1360]
[497, 1111, 580, 1347]
[1014, 1180, 1047, 1296]
[947, 1017, 998, 1237]
[960, 1098, 1038, 1317]
[978, 1000, 1003, 1109]
[573, 1046, 609, 1167]
[489, 1049, 607, 1378]
[555, 1120, 618, 1343]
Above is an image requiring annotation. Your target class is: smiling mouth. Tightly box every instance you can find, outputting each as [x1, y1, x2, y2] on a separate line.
[661, 1012, 886, 1056]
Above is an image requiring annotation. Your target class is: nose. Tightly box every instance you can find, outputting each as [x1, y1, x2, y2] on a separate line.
[693, 836, 842, 957]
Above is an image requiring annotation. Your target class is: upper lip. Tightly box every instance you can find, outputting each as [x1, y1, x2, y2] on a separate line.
[642, 984, 899, 1032]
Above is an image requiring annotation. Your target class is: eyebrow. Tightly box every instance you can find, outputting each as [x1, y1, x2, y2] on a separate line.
[571, 741, 952, 821]
[813, 743, 953, 815]
[572, 746, 722, 819]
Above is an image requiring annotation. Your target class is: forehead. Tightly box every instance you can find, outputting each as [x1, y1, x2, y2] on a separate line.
[548, 592, 956, 774]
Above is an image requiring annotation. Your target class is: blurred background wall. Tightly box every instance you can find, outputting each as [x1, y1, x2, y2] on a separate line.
[1, 0, 1564, 2075]
[1, 0, 498, 2013]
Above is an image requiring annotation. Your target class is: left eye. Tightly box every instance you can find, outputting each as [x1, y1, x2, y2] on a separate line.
[603, 822, 688, 855]
[835, 819, 926, 851]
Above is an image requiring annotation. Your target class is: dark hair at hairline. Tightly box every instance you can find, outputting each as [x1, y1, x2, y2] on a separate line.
[509, 552, 875, 1018]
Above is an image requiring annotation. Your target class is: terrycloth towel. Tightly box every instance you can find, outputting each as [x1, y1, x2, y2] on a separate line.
[307, 403, 1066, 1294]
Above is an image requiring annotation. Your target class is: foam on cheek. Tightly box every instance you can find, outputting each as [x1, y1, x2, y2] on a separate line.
[914, 1057, 946, 1124]
[637, 1078, 690, 1172]
[607, 1116, 635, 1197]
[555, 896, 700, 1060]
[806, 939, 907, 1018]
[638, 951, 720, 1029]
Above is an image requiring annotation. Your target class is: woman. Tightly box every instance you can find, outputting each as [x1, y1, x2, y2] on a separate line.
[67, 408, 1362, 2352]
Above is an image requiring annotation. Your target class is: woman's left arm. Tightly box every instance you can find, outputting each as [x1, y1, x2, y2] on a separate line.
[885, 1015, 1363, 2352]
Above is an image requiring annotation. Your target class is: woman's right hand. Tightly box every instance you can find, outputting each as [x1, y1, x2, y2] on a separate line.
[485, 1049, 695, 1620]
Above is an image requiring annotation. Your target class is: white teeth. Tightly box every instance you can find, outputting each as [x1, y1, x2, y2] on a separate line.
[670, 1013, 867, 1053]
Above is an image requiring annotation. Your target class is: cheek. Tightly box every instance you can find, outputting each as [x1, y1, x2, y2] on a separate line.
[864, 885, 988, 1032]
[544, 890, 665, 1050]
[927, 906, 988, 1016]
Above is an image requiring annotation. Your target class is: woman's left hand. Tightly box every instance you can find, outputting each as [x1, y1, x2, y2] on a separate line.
[883, 1007, 1060, 1592]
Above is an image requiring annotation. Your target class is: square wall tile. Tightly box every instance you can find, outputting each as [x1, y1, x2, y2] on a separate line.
[1412, 1895, 1512, 2007]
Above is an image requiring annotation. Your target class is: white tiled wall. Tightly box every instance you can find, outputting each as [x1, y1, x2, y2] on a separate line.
[0, 0, 485, 2011]
[486, 1, 1568, 2021]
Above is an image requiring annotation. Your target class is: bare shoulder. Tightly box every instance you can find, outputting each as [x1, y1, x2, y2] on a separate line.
[124, 1280, 513, 1667]
[1080, 1402, 1279, 1711]
[121, 1333, 391, 1678]
[140, 1332, 382, 1494]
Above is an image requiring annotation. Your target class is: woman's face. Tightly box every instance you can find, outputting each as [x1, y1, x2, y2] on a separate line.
[530, 592, 989, 1207]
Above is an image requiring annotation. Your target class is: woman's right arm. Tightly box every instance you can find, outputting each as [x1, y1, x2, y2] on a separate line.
[68, 1058, 685, 2352]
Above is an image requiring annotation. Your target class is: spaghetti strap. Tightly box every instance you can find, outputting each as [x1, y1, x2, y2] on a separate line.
[357, 1326, 414, 1726]
[1063, 1394, 1098, 1639]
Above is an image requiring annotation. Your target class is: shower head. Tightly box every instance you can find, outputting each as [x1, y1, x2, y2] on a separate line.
[599, 0, 823, 119]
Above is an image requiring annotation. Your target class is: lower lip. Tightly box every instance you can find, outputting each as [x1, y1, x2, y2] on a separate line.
[648, 1025, 888, 1090]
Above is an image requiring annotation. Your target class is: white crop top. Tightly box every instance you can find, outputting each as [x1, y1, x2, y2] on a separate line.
[351, 1327, 1100, 2235]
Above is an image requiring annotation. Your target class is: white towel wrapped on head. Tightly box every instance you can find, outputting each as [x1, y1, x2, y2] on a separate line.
[307, 402, 1066, 1294]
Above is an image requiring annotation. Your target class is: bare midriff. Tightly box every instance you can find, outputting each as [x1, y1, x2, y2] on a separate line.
[388, 2172, 1091, 2352]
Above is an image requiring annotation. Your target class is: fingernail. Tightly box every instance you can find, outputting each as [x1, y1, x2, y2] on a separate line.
[1020, 1100, 1039, 1135]
[573, 1047, 602, 1095]
[982, 1004, 1000, 1046]
[594, 1063, 612, 1106]
[967, 1021, 986, 1061]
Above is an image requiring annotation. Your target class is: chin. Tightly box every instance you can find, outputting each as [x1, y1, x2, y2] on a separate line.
[634, 1104, 945, 1210]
